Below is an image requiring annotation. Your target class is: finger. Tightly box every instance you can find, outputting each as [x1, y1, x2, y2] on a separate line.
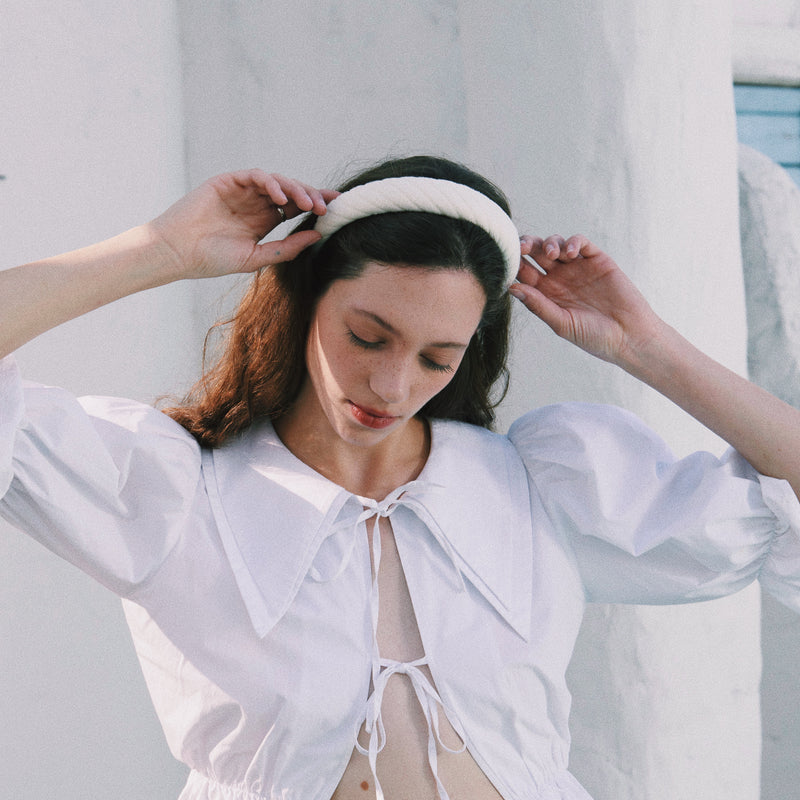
[233, 170, 321, 217]
[563, 234, 602, 259]
[534, 234, 601, 263]
[519, 234, 541, 257]
[508, 281, 567, 333]
[525, 235, 565, 263]
[543, 235, 566, 260]
[304, 184, 341, 215]
[274, 178, 340, 218]
[250, 229, 322, 269]
[516, 255, 546, 286]
[281, 178, 328, 215]
[563, 235, 585, 258]
[271, 175, 337, 217]
[262, 173, 307, 211]
[521, 235, 562, 271]
[576, 236, 603, 258]
[229, 169, 289, 205]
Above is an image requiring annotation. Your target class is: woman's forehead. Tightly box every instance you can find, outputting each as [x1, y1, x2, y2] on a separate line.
[327, 263, 486, 339]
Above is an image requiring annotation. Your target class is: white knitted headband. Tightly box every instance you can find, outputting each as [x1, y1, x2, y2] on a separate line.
[314, 176, 521, 285]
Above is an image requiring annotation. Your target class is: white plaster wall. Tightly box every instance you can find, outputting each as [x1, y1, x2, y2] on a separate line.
[733, 0, 800, 26]
[0, 2, 192, 797]
[732, 0, 800, 84]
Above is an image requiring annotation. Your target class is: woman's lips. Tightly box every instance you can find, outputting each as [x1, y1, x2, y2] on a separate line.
[348, 402, 400, 429]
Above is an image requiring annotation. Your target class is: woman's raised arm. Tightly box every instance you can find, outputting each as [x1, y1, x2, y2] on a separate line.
[510, 234, 800, 499]
[0, 170, 335, 358]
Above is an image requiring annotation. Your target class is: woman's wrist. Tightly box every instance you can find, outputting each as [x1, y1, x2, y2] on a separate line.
[98, 223, 188, 290]
[613, 316, 686, 389]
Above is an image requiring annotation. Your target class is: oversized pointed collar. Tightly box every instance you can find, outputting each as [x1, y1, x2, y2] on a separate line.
[202, 418, 534, 641]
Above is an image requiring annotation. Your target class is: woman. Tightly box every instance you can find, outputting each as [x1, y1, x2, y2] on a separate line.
[1, 156, 799, 800]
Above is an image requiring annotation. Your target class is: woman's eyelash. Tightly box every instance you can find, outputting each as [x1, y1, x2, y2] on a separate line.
[423, 358, 453, 374]
[348, 329, 453, 373]
[347, 330, 382, 349]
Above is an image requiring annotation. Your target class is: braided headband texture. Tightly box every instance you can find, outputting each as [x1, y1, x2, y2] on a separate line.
[314, 177, 521, 286]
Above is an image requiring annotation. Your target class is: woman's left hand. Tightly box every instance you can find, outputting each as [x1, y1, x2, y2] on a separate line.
[510, 234, 663, 366]
[512, 235, 800, 499]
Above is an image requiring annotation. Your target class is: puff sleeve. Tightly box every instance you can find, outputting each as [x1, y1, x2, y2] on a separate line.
[0, 356, 202, 596]
[508, 402, 800, 612]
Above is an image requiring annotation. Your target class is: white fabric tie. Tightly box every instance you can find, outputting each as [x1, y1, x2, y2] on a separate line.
[309, 480, 466, 594]
[309, 480, 469, 799]
[356, 656, 468, 800]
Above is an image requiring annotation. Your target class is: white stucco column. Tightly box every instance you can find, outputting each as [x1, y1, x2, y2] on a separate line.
[458, 2, 760, 798]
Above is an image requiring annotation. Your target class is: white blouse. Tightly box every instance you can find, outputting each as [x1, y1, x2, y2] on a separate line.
[1, 355, 799, 800]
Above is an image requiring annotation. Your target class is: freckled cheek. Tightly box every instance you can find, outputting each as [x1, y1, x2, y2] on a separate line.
[410, 368, 455, 411]
[316, 341, 368, 395]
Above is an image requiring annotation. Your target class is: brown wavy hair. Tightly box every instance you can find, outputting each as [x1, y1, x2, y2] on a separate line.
[165, 155, 513, 447]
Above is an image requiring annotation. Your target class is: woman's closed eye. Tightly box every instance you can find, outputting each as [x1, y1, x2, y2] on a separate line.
[347, 330, 454, 373]
[421, 356, 453, 374]
[347, 329, 383, 350]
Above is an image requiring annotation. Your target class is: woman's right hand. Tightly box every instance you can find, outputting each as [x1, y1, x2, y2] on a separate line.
[149, 169, 338, 281]
[0, 170, 337, 357]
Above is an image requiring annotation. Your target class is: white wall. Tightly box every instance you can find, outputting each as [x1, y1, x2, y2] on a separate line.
[2, 1, 790, 798]
[733, 0, 800, 26]
[0, 2, 191, 797]
[732, 0, 800, 84]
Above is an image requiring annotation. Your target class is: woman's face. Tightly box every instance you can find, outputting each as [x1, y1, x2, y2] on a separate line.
[301, 262, 486, 447]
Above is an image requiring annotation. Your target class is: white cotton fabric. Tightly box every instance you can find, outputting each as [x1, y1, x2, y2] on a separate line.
[314, 177, 522, 286]
[1, 354, 800, 800]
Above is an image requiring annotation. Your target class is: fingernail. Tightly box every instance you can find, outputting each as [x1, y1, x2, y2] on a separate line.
[508, 285, 525, 300]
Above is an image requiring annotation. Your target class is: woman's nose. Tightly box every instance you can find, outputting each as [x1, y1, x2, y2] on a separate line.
[369, 359, 411, 405]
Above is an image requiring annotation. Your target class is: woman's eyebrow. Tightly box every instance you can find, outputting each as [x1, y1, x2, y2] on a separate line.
[352, 308, 469, 350]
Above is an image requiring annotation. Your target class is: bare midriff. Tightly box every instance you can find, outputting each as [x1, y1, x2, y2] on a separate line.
[330, 516, 505, 800]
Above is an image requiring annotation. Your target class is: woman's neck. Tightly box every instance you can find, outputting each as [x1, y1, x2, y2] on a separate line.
[274, 406, 431, 501]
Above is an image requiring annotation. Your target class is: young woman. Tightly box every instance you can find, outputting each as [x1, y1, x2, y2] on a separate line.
[1, 156, 799, 800]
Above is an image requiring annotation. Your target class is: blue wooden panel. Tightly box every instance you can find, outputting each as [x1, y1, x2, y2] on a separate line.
[735, 84, 800, 114]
